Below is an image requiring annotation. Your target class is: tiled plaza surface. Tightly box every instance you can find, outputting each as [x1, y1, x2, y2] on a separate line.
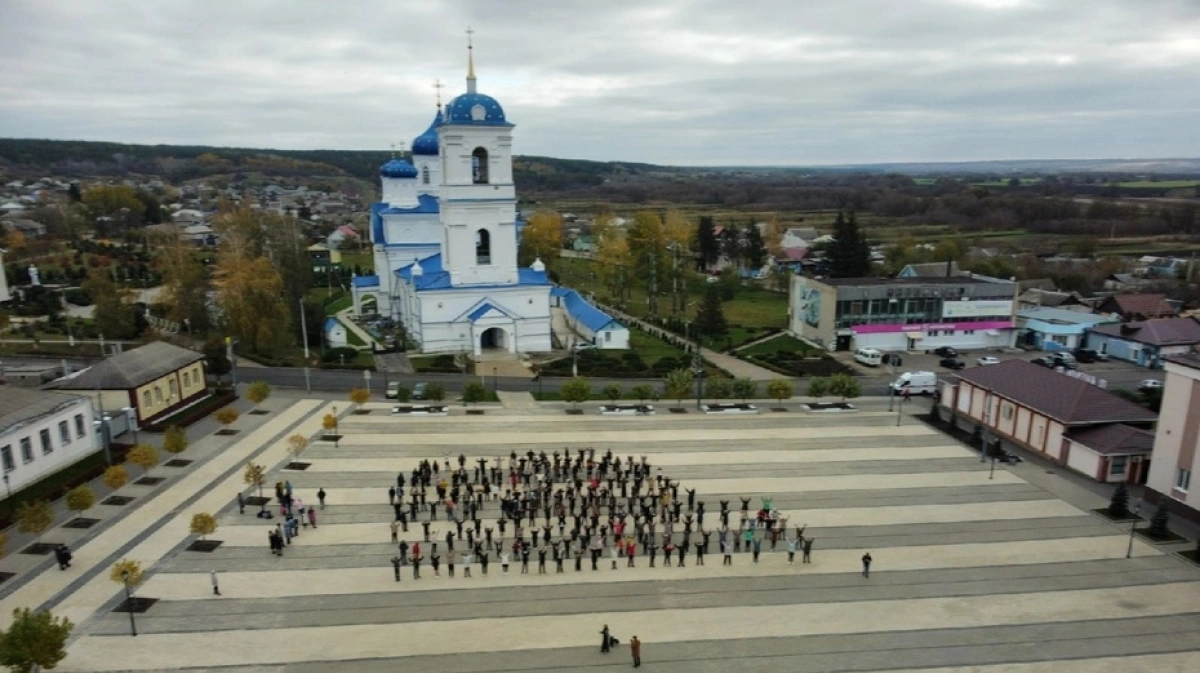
[18, 403, 1200, 672]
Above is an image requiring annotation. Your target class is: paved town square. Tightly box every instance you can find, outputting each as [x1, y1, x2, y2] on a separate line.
[7, 400, 1200, 673]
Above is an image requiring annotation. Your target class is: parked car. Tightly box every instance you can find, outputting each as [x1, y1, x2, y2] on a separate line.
[572, 341, 597, 352]
[939, 357, 965, 370]
[976, 356, 1001, 366]
[1051, 354, 1077, 370]
[1139, 379, 1164, 391]
[934, 346, 959, 358]
[998, 451, 1023, 464]
[1031, 356, 1055, 368]
[881, 353, 903, 366]
[385, 381, 402, 399]
[412, 382, 428, 400]
[1072, 348, 1106, 363]
[890, 371, 939, 395]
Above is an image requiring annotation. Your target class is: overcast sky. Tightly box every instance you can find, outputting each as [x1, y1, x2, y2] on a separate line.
[1, 0, 1198, 165]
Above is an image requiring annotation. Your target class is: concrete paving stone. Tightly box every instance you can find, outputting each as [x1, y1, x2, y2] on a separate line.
[57, 583, 1200, 670]
[94, 564, 1200, 635]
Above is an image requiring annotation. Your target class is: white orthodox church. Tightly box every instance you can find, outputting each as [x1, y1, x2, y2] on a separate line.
[351, 45, 553, 356]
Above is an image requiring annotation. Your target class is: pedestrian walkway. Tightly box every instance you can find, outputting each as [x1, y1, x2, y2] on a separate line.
[38, 409, 1200, 673]
[599, 303, 782, 381]
[0, 398, 327, 629]
[335, 308, 382, 350]
[495, 391, 539, 410]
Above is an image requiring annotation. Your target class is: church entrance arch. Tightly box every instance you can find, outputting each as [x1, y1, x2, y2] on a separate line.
[480, 327, 506, 351]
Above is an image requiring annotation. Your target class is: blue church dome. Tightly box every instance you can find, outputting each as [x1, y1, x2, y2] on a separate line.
[442, 92, 509, 126]
[412, 112, 441, 156]
[379, 158, 417, 179]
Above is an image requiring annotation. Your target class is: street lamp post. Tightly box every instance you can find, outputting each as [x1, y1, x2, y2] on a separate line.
[989, 453, 997, 479]
[979, 392, 992, 463]
[1126, 501, 1142, 558]
[887, 361, 896, 412]
[121, 571, 137, 636]
[493, 367, 498, 392]
[896, 395, 905, 427]
[333, 406, 339, 449]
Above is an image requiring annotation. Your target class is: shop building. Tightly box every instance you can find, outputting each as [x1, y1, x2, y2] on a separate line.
[789, 275, 1018, 352]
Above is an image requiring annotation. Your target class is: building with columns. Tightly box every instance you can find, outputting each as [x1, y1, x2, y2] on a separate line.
[351, 42, 551, 355]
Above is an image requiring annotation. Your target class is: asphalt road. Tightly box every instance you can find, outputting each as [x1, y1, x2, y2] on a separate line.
[0, 355, 1160, 397]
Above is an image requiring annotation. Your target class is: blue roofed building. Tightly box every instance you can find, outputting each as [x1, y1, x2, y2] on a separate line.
[551, 287, 629, 349]
[324, 318, 348, 348]
[354, 40, 552, 355]
[1016, 307, 1120, 352]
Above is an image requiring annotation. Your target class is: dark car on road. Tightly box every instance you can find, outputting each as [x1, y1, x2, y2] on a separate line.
[1031, 356, 1055, 368]
[1072, 348, 1106, 363]
[939, 357, 965, 370]
[934, 346, 959, 358]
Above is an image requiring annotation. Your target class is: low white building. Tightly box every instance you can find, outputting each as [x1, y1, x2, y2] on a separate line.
[325, 318, 349, 348]
[0, 388, 97, 495]
[552, 287, 629, 349]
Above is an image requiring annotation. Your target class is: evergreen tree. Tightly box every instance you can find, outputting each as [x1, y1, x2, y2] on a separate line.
[1108, 482, 1130, 518]
[828, 210, 872, 278]
[697, 216, 719, 269]
[694, 284, 728, 342]
[1148, 501, 1171, 538]
[745, 222, 767, 269]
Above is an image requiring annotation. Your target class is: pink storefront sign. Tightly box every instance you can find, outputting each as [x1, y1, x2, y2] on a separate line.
[851, 320, 1014, 334]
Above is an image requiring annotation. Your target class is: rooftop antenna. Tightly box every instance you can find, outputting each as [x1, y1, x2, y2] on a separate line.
[466, 26, 477, 93]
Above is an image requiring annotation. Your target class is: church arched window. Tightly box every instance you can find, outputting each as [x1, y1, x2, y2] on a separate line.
[421, 165, 430, 185]
[476, 229, 491, 265]
[472, 147, 489, 184]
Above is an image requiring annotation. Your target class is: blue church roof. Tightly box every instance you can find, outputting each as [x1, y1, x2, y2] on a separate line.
[352, 275, 379, 288]
[371, 196, 440, 246]
[442, 92, 511, 127]
[468, 302, 513, 322]
[560, 288, 621, 333]
[324, 318, 341, 332]
[380, 193, 439, 215]
[396, 253, 443, 281]
[380, 158, 418, 178]
[412, 111, 441, 156]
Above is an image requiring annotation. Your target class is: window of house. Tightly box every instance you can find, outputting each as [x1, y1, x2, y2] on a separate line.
[143, 391, 151, 408]
[1178, 468, 1192, 491]
[154, 386, 163, 404]
[20, 438, 33, 464]
[75, 413, 86, 438]
[39, 428, 52, 455]
[422, 165, 430, 185]
[475, 229, 491, 265]
[1110, 455, 1127, 476]
[605, 331, 611, 342]
[59, 420, 70, 445]
[471, 147, 489, 184]
[1, 446, 13, 472]
[183, 372, 190, 388]
[169, 379, 178, 398]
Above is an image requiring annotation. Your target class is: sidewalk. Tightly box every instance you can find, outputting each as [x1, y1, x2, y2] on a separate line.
[600, 305, 781, 381]
[0, 397, 327, 629]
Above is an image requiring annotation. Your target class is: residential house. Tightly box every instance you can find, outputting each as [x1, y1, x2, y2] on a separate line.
[939, 360, 1157, 483]
[1084, 317, 1200, 369]
[897, 261, 962, 279]
[1145, 354, 1200, 522]
[1104, 273, 1151, 292]
[781, 227, 819, 251]
[183, 224, 216, 246]
[325, 224, 360, 248]
[48, 341, 207, 425]
[1094, 293, 1178, 321]
[307, 244, 342, 267]
[0, 387, 98, 494]
[1016, 307, 1119, 351]
[1016, 288, 1087, 312]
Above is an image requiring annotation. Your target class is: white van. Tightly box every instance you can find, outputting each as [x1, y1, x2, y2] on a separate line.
[890, 371, 938, 396]
[854, 348, 884, 367]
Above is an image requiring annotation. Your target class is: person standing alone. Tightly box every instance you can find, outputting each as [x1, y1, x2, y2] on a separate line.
[210, 570, 221, 596]
[630, 635, 642, 668]
[861, 552, 873, 578]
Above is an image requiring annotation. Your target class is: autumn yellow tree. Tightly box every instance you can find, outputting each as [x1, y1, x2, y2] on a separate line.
[82, 267, 139, 339]
[517, 210, 563, 268]
[153, 230, 211, 333]
[213, 205, 311, 333]
[82, 184, 143, 220]
[592, 216, 630, 303]
[212, 251, 291, 356]
[626, 211, 669, 314]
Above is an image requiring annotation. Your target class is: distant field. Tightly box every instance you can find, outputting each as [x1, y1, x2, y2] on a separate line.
[1116, 180, 1200, 189]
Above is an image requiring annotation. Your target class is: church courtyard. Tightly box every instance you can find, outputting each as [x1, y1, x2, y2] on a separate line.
[10, 402, 1200, 673]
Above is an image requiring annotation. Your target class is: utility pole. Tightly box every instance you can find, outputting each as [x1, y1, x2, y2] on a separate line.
[299, 297, 310, 359]
[648, 250, 657, 316]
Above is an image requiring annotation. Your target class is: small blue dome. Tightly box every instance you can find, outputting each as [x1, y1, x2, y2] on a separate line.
[379, 158, 417, 179]
[412, 111, 441, 156]
[442, 92, 509, 126]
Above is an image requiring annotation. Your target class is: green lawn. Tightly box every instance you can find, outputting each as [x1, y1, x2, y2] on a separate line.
[342, 320, 366, 347]
[554, 258, 789, 331]
[738, 333, 818, 358]
[628, 329, 689, 363]
[1117, 180, 1200, 189]
[325, 295, 353, 314]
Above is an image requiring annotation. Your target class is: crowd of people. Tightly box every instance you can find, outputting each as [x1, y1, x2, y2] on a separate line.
[368, 448, 838, 581]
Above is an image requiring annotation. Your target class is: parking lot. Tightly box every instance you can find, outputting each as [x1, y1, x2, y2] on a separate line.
[840, 347, 1162, 394]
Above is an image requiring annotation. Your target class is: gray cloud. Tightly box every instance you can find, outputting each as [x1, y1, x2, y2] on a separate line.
[0, 0, 1197, 165]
